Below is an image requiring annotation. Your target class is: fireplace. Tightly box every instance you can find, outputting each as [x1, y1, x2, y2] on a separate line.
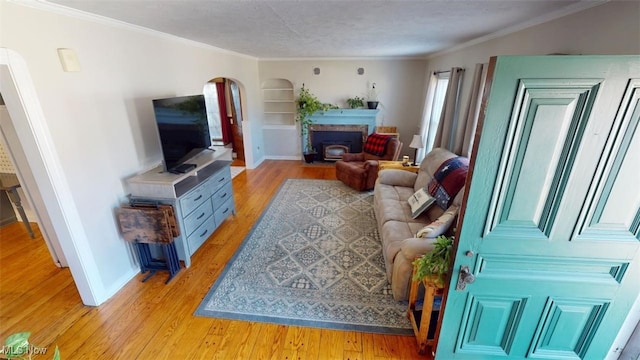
[324, 144, 350, 160]
[309, 124, 368, 161]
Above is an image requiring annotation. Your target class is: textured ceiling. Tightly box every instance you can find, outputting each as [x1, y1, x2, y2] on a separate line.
[44, 0, 604, 59]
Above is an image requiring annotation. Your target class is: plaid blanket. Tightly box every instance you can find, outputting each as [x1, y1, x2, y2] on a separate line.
[428, 156, 469, 209]
[363, 133, 391, 156]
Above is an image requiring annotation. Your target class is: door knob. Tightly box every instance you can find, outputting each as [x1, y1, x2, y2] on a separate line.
[456, 265, 475, 291]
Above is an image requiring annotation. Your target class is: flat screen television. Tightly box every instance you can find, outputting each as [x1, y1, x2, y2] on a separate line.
[152, 95, 211, 173]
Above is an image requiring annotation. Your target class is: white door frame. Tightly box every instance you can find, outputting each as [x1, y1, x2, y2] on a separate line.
[0, 48, 101, 306]
[0, 105, 67, 266]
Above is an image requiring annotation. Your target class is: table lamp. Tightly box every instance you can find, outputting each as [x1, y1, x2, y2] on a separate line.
[409, 135, 424, 166]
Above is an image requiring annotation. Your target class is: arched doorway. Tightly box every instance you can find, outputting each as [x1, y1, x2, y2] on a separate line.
[203, 78, 245, 165]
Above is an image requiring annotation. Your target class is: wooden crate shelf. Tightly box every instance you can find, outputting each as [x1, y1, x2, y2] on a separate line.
[407, 266, 444, 355]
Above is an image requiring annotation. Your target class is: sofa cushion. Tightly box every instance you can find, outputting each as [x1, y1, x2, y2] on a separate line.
[376, 195, 415, 225]
[374, 182, 444, 225]
[377, 169, 418, 189]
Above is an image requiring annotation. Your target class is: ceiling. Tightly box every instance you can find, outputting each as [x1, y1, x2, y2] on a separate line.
[43, 0, 605, 59]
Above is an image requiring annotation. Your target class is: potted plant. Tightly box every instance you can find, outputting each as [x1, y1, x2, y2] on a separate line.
[295, 85, 337, 163]
[412, 235, 454, 288]
[367, 83, 379, 109]
[346, 96, 365, 109]
[2, 332, 60, 360]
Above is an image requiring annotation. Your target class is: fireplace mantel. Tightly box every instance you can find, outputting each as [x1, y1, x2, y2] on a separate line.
[308, 109, 379, 134]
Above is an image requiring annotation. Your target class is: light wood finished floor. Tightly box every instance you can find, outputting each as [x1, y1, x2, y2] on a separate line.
[0, 160, 430, 359]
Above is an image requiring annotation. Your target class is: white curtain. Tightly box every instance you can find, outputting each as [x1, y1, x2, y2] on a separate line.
[432, 64, 489, 158]
[459, 63, 488, 158]
[416, 73, 439, 161]
[433, 67, 464, 152]
[418, 64, 488, 161]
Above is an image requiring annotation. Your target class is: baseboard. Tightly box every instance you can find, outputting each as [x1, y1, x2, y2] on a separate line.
[264, 155, 301, 161]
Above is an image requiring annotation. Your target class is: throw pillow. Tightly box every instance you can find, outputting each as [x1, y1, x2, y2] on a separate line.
[427, 156, 469, 210]
[363, 133, 391, 157]
[408, 187, 436, 219]
[416, 204, 460, 238]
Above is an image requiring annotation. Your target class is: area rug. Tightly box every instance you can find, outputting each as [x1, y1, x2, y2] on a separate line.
[195, 179, 412, 335]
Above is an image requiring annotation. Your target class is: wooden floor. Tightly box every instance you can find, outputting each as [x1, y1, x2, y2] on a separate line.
[0, 160, 430, 359]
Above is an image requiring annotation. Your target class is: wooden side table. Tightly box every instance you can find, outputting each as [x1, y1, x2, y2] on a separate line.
[378, 161, 420, 173]
[407, 265, 444, 355]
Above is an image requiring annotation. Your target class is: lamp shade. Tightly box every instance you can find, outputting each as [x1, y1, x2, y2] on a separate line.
[409, 135, 424, 149]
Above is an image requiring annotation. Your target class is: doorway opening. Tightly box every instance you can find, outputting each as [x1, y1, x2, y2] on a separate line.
[0, 49, 96, 306]
[0, 101, 65, 267]
[203, 78, 245, 167]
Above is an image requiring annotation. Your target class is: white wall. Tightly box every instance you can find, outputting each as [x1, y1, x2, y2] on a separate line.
[0, 1, 262, 304]
[258, 59, 428, 158]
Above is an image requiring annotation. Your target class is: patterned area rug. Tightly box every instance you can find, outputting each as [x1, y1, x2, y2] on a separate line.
[195, 179, 412, 335]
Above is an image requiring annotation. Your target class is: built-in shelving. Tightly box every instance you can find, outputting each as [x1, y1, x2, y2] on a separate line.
[262, 79, 295, 126]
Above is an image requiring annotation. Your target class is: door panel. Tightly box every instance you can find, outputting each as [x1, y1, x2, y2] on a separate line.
[437, 56, 640, 360]
[575, 79, 640, 243]
[457, 293, 528, 355]
[528, 297, 609, 359]
[487, 79, 601, 241]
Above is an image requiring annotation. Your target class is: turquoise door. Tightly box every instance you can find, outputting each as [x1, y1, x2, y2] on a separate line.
[436, 55, 640, 359]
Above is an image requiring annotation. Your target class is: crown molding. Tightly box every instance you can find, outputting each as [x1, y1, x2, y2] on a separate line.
[259, 56, 428, 62]
[427, 0, 609, 60]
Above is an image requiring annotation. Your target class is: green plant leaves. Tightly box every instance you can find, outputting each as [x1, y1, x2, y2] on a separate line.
[412, 235, 454, 287]
[2, 332, 60, 360]
[3, 332, 30, 359]
[295, 86, 337, 151]
[347, 96, 364, 108]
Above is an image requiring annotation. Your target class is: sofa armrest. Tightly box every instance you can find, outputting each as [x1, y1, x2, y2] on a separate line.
[364, 159, 379, 170]
[389, 237, 439, 300]
[416, 204, 459, 238]
[377, 169, 417, 187]
[342, 152, 364, 162]
[397, 237, 438, 263]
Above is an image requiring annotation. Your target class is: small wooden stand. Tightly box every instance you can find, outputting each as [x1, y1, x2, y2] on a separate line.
[379, 161, 420, 173]
[407, 266, 444, 355]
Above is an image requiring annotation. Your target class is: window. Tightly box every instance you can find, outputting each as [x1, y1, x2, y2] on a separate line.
[419, 72, 450, 157]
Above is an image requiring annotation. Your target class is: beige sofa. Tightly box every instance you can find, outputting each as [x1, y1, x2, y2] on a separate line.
[373, 148, 468, 301]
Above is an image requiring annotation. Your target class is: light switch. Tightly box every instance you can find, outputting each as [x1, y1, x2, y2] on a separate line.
[57, 48, 81, 72]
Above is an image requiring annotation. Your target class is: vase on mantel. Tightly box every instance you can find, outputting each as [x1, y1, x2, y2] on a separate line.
[367, 101, 379, 109]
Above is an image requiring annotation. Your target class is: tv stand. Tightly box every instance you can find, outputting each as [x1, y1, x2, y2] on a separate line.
[125, 148, 234, 267]
[171, 163, 197, 174]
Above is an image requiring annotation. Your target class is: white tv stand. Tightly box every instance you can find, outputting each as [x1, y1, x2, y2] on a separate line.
[126, 148, 235, 267]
